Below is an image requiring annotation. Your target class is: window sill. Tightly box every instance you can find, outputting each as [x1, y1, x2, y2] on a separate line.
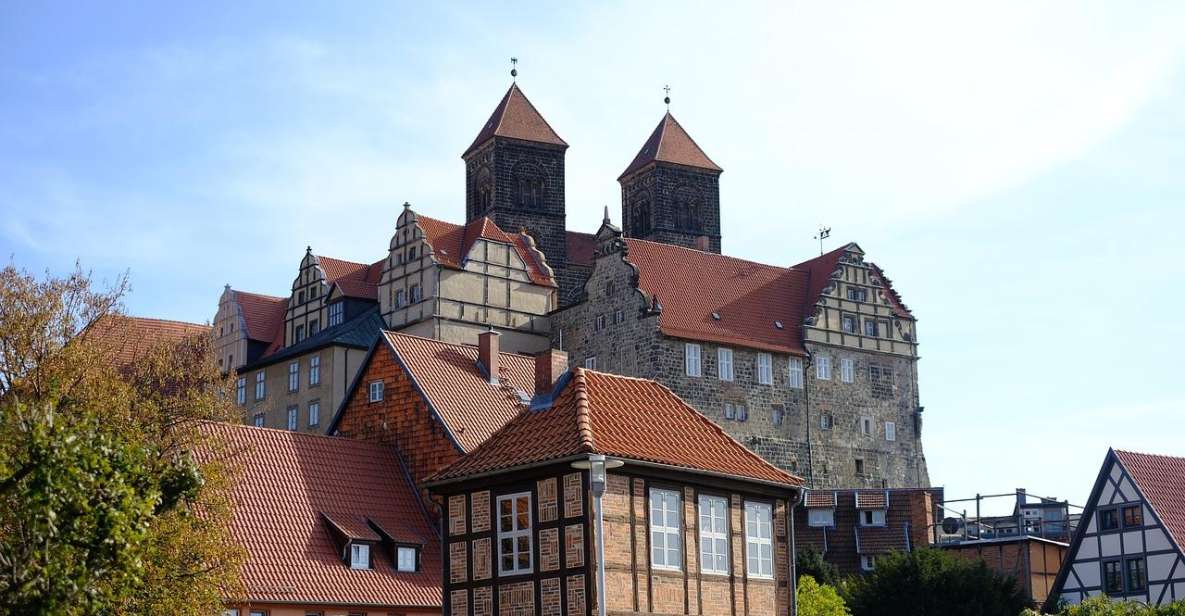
[746, 574, 775, 583]
[700, 570, 730, 577]
[651, 565, 683, 575]
[496, 569, 534, 578]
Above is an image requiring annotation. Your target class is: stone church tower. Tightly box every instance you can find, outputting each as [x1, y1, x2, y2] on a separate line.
[619, 112, 723, 253]
[462, 84, 579, 293]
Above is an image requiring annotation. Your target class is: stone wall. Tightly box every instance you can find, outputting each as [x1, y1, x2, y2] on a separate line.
[620, 164, 721, 254]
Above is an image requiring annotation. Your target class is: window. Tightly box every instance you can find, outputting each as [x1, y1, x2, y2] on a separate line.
[864, 320, 879, 337]
[699, 495, 729, 575]
[841, 314, 858, 334]
[1099, 508, 1119, 531]
[820, 413, 833, 430]
[1122, 505, 1143, 528]
[254, 371, 265, 400]
[310, 285, 320, 299]
[869, 364, 895, 399]
[757, 353, 773, 385]
[808, 508, 836, 527]
[847, 287, 868, 302]
[860, 555, 877, 571]
[788, 357, 804, 389]
[394, 289, 405, 308]
[860, 509, 886, 527]
[860, 416, 872, 436]
[584, 356, 597, 370]
[236, 377, 246, 405]
[408, 246, 417, 261]
[595, 314, 605, 331]
[309, 355, 320, 386]
[497, 493, 533, 575]
[368, 380, 384, 402]
[1126, 557, 1147, 592]
[350, 543, 370, 569]
[685, 343, 702, 377]
[724, 402, 749, 422]
[718, 348, 734, 381]
[745, 502, 773, 579]
[288, 361, 299, 392]
[295, 324, 304, 343]
[772, 404, 785, 426]
[840, 358, 854, 383]
[855, 458, 865, 475]
[396, 546, 418, 572]
[286, 406, 297, 431]
[816, 356, 831, 380]
[298, 290, 305, 304]
[724, 403, 735, 420]
[614, 309, 624, 324]
[736, 404, 748, 422]
[650, 489, 682, 570]
[309, 319, 320, 336]
[328, 302, 344, 327]
[410, 284, 421, 303]
[885, 421, 896, 441]
[308, 401, 320, 427]
[1103, 560, 1123, 594]
[253, 413, 264, 427]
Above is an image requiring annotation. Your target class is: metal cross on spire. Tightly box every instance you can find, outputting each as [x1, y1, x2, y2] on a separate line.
[663, 84, 671, 109]
[510, 57, 518, 81]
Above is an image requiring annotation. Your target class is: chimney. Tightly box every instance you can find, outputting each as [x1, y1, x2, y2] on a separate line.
[535, 349, 569, 396]
[478, 329, 500, 384]
[1016, 488, 1027, 506]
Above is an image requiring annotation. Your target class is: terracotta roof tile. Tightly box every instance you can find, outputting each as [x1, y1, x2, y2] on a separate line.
[463, 83, 567, 157]
[804, 490, 838, 508]
[619, 112, 722, 180]
[317, 256, 385, 301]
[378, 331, 538, 453]
[87, 315, 210, 367]
[1115, 449, 1185, 552]
[566, 230, 597, 267]
[430, 369, 802, 487]
[197, 422, 440, 608]
[415, 214, 555, 287]
[233, 291, 287, 343]
[855, 490, 889, 509]
[856, 525, 910, 555]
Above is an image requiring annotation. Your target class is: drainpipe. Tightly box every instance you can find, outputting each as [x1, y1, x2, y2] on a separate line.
[789, 486, 804, 616]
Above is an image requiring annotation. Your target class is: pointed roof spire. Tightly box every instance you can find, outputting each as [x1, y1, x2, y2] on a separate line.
[618, 112, 721, 180]
[463, 83, 568, 157]
[602, 205, 611, 224]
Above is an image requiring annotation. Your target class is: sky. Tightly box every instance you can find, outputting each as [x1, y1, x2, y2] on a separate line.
[3, 1, 1184, 515]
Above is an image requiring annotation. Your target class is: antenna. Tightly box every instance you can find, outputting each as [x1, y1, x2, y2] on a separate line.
[510, 57, 518, 81]
[814, 226, 832, 255]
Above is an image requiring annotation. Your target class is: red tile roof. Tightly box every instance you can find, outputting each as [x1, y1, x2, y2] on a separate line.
[619, 112, 722, 180]
[1115, 449, 1185, 552]
[415, 214, 555, 287]
[804, 490, 838, 508]
[233, 290, 287, 343]
[857, 525, 910, 555]
[197, 422, 440, 609]
[463, 83, 567, 157]
[87, 315, 210, 366]
[430, 368, 802, 488]
[855, 490, 889, 509]
[566, 230, 597, 267]
[624, 239, 810, 355]
[378, 331, 539, 453]
[317, 256, 384, 301]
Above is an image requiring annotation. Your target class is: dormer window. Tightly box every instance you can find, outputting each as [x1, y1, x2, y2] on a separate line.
[859, 509, 887, 527]
[328, 301, 344, 327]
[396, 546, 419, 572]
[808, 508, 835, 528]
[350, 543, 371, 569]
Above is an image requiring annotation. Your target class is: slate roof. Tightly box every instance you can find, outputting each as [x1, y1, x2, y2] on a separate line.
[414, 214, 555, 287]
[1115, 449, 1185, 552]
[429, 368, 803, 487]
[619, 112, 722, 180]
[248, 306, 384, 369]
[87, 315, 210, 367]
[463, 83, 567, 157]
[327, 331, 538, 453]
[197, 422, 440, 609]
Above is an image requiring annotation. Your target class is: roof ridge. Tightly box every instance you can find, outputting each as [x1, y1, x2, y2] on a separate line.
[116, 315, 209, 329]
[571, 368, 595, 453]
[234, 289, 287, 302]
[1115, 448, 1185, 461]
[625, 237, 790, 270]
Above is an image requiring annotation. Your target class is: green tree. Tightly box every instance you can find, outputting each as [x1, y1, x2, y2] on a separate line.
[798, 547, 843, 587]
[1026, 596, 1185, 615]
[798, 575, 850, 616]
[841, 548, 1026, 616]
[0, 265, 243, 615]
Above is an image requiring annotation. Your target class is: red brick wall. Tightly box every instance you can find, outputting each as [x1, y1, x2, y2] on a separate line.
[335, 346, 463, 506]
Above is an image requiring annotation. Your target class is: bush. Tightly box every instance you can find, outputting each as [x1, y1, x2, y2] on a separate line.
[841, 548, 1026, 616]
[798, 547, 843, 587]
[798, 575, 850, 616]
[1026, 596, 1185, 615]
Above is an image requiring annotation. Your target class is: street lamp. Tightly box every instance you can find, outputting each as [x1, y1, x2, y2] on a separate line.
[571, 454, 623, 616]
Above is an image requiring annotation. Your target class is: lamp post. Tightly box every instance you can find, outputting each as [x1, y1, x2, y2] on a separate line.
[571, 454, 622, 616]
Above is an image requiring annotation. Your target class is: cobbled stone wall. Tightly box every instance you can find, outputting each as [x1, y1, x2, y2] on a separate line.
[620, 163, 722, 253]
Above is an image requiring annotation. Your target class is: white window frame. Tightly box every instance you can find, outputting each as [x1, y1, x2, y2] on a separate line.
[254, 371, 266, 400]
[808, 508, 836, 528]
[885, 421, 896, 441]
[496, 492, 533, 576]
[860, 554, 876, 571]
[698, 495, 729, 575]
[288, 361, 299, 392]
[685, 343, 702, 377]
[286, 406, 297, 431]
[396, 546, 417, 572]
[236, 377, 246, 405]
[744, 501, 774, 579]
[840, 358, 854, 383]
[718, 347, 734, 381]
[860, 509, 887, 527]
[584, 356, 597, 370]
[253, 413, 264, 428]
[308, 400, 320, 427]
[309, 355, 320, 386]
[757, 353, 773, 385]
[787, 357, 804, 389]
[650, 488, 682, 571]
[369, 380, 384, 402]
[816, 356, 831, 380]
[350, 543, 370, 569]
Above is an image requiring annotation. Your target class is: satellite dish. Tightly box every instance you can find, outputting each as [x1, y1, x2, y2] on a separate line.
[942, 517, 964, 534]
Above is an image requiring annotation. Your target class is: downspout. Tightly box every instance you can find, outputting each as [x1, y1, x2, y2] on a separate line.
[789, 487, 804, 616]
[804, 353, 815, 488]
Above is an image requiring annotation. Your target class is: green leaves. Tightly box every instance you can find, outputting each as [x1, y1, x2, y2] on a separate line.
[1035, 596, 1185, 615]
[840, 548, 1028, 616]
[799, 575, 851, 616]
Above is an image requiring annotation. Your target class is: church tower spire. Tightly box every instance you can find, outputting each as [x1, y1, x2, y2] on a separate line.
[463, 81, 573, 293]
[618, 108, 722, 253]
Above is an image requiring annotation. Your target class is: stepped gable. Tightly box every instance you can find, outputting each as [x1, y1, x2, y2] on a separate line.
[414, 214, 556, 287]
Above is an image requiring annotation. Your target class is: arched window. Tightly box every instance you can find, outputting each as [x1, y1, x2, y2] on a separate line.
[675, 187, 702, 232]
[514, 164, 546, 209]
[630, 197, 652, 237]
[476, 167, 493, 216]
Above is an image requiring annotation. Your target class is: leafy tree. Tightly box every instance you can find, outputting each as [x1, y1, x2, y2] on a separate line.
[1025, 596, 1185, 615]
[0, 264, 243, 615]
[798, 547, 843, 587]
[841, 548, 1026, 616]
[798, 575, 850, 616]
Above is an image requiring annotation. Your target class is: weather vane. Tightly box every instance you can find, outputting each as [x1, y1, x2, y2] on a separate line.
[663, 84, 671, 109]
[814, 225, 832, 255]
[510, 57, 518, 81]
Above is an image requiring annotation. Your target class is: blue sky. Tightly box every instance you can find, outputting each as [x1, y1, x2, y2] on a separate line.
[3, 1, 1184, 514]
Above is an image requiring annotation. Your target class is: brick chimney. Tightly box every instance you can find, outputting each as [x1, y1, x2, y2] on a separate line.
[478, 329, 500, 384]
[535, 349, 569, 396]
